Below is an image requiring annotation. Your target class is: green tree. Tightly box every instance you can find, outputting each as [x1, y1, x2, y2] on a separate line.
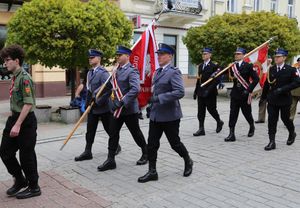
[6, 0, 132, 99]
[183, 11, 300, 66]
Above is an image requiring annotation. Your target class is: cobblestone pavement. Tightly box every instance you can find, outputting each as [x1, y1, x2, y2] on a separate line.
[1, 88, 300, 208]
[0, 171, 111, 208]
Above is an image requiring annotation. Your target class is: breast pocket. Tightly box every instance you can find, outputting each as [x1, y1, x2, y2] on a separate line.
[117, 77, 130, 93]
[156, 79, 171, 93]
[13, 85, 23, 101]
[202, 70, 213, 81]
[277, 75, 290, 86]
[239, 70, 250, 79]
[91, 82, 100, 92]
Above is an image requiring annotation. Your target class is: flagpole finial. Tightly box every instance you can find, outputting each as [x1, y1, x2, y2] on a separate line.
[269, 36, 278, 42]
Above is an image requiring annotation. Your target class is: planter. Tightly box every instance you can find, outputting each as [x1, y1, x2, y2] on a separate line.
[226, 87, 232, 98]
[60, 106, 81, 124]
[50, 111, 61, 122]
[35, 105, 52, 123]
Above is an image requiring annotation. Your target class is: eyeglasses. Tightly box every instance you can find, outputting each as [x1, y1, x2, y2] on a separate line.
[88, 56, 95, 59]
[4, 58, 13, 62]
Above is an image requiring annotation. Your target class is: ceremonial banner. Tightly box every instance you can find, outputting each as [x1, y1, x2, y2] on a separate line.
[244, 44, 269, 88]
[130, 21, 159, 108]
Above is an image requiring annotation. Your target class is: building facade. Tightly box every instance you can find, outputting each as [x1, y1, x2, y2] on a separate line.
[119, 0, 300, 85]
[0, 1, 66, 100]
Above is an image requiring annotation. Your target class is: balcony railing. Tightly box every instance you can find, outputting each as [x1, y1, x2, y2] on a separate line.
[155, 0, 202, 15]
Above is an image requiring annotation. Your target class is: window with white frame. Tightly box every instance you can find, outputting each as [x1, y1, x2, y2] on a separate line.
[227, 0, 236, 13]
[133, 32, 142, 44]
[253, 0, 260, 11]
[288, 0, 294, 18]
[270, 0, 277, 12]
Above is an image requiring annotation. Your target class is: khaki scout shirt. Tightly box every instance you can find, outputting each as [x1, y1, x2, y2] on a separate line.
[10, 68, 35, 113]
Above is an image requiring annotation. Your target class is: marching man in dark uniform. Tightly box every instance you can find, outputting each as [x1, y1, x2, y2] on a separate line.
[138, 43, 193, 183]
[0, 45, 41, 199]
[193, 47, 224, 136]
[261, 48, 300, 151]
[75, 49, 120, 162]
[98, 46, 148, 171]
[225, 47, 259, 142]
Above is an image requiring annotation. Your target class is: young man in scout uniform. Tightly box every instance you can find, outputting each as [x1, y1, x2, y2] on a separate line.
[0, 45, 41, 199]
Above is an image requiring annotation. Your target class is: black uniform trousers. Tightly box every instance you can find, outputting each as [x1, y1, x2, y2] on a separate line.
[229, 98, 254, 128]
[0, 112, 38, 186]
[267, 104, 294, 135]
[147, 119, 189, 162]
[197, 95, 220, 126]
[108, 113, 146, 154]
[86, 112, 112, 147]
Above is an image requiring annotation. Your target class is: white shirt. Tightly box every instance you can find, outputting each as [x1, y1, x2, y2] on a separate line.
[159, 62, 171, 72]
[203, 59, 210, 69]
[93, 65, 100, 73]
[236, 60, 243, 67]
[119, 62, 130, 70]
[276, 63, 285, 71]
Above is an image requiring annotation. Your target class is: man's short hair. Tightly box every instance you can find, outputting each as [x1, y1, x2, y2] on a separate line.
[0, 45, 25, 66]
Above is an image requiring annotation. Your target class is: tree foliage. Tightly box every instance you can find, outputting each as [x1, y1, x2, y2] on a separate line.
[6, 0, 133, 69]
[183, 11, 300, 66]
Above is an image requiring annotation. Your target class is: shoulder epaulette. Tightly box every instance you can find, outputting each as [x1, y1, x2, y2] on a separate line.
[171, 66, 178, 70]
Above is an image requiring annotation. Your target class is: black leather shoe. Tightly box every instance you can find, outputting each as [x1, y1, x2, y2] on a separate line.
[248, 125, 255, 137]
[138, 170, 158, 183]
[74, 151, 93, 162]
[264, 141, 276, 151]
[136, 154, 148, 165]
[115, 145, 121, 155]
[16, 186, 41, 199]
[255, 120, 265, 124]
[6, 178, 28, 196]
[287, 132, 296, 146]
[97, 158, 116, 171]
[193, 129, 205, 136]
[183, 158, 193, 177]
[224, 133, 236, 142]
[216, 120, 224, 133]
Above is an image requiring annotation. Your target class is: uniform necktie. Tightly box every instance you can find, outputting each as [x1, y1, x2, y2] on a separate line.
[277, 67, 280, 72]
[156, 68, 163, 76]
[92, 66, 100, 76]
